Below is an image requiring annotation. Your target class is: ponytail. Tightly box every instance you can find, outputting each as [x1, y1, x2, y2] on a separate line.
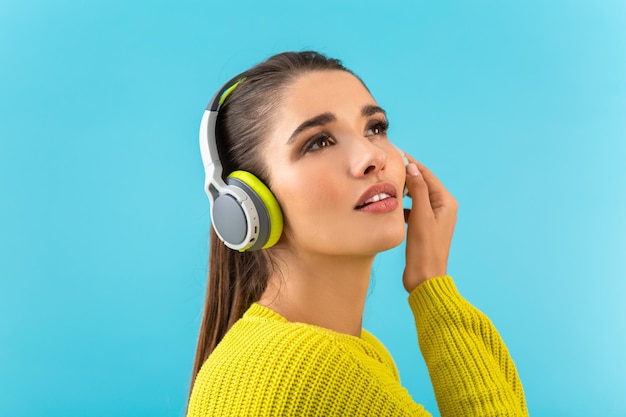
[189, 229, 272, 386]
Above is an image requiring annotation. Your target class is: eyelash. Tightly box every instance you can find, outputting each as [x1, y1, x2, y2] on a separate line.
[300, 133, 336, 154]
[365, 119, 390, 137]
[300, 119, 390, 155]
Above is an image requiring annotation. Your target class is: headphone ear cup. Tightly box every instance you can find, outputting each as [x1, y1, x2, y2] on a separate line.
[212, 191, 250, 248]
[227, 170, 283, 250]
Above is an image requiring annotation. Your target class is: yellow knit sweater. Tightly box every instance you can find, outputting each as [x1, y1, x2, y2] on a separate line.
[187, 276, 528, 416]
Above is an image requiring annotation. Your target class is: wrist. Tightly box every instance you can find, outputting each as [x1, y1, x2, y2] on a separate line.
[403, 269, 446, 293]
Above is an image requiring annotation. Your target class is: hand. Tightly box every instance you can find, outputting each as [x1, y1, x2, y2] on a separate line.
[402, 157, 458, 292]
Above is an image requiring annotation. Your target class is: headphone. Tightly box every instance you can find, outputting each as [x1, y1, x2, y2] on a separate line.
[199, 76, 284, 252]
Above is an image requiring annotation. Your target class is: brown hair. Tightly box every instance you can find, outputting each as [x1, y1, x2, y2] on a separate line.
[188, 51, 356, 399]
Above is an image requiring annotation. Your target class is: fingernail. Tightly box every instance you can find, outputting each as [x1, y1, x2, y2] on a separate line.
[407, 163, 420, 177]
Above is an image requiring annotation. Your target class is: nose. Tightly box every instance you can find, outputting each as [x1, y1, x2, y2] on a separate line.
[350, 139, 387, 178]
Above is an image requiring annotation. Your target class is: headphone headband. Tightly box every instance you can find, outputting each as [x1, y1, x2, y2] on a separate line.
[199, 75, 284, 252]
[199, 76, 246, 203]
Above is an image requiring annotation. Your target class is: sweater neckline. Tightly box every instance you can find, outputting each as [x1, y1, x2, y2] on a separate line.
[246, 302, 368, 342]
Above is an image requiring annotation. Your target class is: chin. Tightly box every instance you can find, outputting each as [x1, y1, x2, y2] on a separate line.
[360, 225, 406, 255]
[378, 230, 406, 252]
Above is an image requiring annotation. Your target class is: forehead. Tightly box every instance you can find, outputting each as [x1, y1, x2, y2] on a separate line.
[280, 70, 376, 118]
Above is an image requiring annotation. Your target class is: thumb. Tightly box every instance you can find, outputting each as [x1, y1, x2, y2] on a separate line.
[405, 163, 433, 218]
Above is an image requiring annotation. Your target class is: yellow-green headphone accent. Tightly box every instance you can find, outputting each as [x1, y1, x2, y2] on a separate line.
[218, 78, 246, 106]
[227, 170, 284, 249]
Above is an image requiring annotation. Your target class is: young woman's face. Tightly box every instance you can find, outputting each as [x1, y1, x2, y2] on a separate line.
[263, 70, 407, 257]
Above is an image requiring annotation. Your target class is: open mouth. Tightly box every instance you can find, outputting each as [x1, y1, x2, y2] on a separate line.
[354, 183, 398, 210]
[355, 193, 393, 209]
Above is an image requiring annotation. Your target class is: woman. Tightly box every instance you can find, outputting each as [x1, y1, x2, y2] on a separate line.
[187, 51, 528, 416]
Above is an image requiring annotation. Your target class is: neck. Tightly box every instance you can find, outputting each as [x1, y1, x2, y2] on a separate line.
[258, 248, 374, 337]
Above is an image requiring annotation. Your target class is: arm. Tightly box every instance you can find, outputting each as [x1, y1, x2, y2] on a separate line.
[410, 276, 528, 416]
[402, 159, 528, 416]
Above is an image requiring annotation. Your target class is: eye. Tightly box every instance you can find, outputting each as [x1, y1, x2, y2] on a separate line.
[365, 120, 389, 137]
[301, 133, 337, 154]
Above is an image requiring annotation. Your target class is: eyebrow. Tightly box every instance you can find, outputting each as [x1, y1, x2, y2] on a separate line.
[287, 105, 387, 144]
[287, 112, 336, 144]
[362, 105, 386, 118]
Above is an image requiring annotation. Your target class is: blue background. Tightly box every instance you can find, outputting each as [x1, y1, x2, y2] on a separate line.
[1, 0, 624, 416]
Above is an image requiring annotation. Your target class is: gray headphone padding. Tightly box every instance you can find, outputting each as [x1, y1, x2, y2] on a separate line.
[228, 177, 271, 251]
[213, 194, 248, 246]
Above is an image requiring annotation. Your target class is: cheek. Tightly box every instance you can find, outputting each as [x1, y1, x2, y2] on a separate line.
[388, 149, 408, 184]
[270, 172, 349, 245]
[275, 176, 342, 221]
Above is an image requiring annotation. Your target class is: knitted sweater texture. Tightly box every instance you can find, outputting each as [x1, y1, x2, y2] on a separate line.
[187, 276, 528, 416]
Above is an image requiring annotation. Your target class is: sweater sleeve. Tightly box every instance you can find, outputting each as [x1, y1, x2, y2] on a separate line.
[409, 276, 528, 417]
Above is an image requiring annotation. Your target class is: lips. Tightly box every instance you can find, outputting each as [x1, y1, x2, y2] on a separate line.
[355, 183, 398, 210]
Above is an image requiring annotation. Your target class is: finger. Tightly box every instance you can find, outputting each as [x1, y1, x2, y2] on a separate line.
[403, 154, 449, 197]
[403, 154, 457, 213]
[405, 162, 433, 217]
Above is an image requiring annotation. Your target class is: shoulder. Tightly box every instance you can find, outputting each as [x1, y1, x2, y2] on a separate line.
[208, 304, 346, 371]
[361, 329, 401, 382]
[188, 304, 424, 416]
[202, 304, 389, 385]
